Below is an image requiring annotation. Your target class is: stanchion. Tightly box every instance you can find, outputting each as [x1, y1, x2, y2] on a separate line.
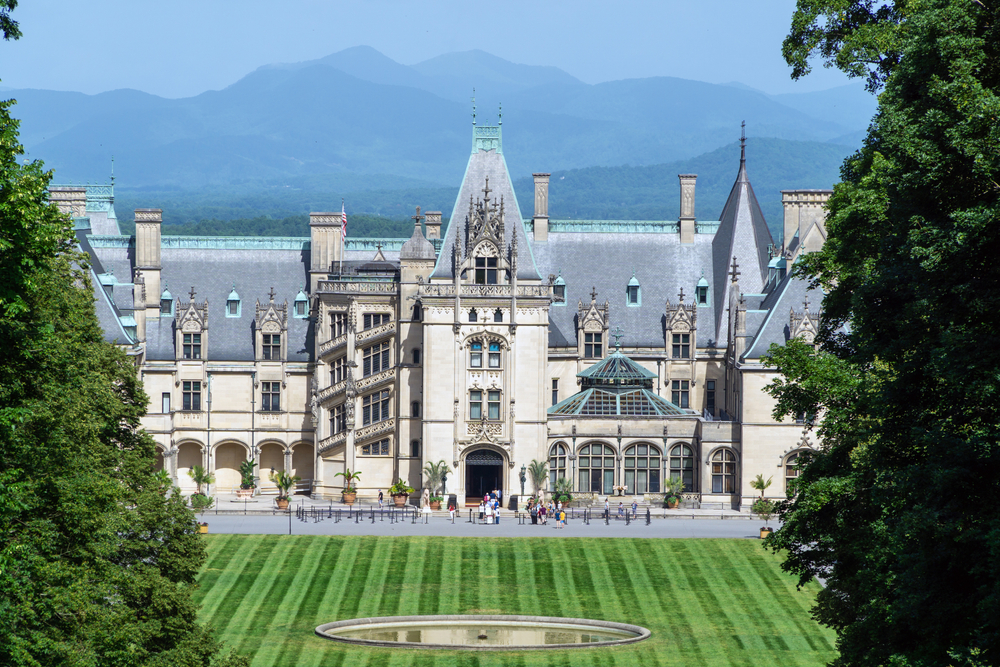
[646, 508, 651, 525]
[625, 510, 631, 525]
[371, 506, 375, 524]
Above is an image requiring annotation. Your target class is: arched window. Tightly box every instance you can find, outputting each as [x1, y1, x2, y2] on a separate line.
[578, 443, 616, 495]
[624, 444, 661, 494]
[469, 308, 478, 323]
[412, 348, 421, 364]
[785, 451, 801, 494]
[711, 449, 737, 494]
[669, 444, 695, 492]
[470, 341, 483, 368]
[494, 308, 503, 323]
[549, 443, 567, 488]
[488, 342, 501, 368]
[412, 303, 422, 321]
[411, 401, 420, 418]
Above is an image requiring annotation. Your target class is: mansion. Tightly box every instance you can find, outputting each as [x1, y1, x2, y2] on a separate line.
[57, 120, 831, 510]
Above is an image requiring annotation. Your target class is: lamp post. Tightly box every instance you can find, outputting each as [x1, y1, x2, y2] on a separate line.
[519, 464, 526, 498]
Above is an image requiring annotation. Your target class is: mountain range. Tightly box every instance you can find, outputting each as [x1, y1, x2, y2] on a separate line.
[5, 46, 875, 229]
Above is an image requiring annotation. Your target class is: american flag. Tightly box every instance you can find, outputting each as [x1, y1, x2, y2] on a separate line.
[341, 200, 347, 240]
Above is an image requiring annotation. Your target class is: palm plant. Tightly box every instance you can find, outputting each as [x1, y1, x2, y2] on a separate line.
[269, 470, 301, 500]
[335, 468, 361, 493]
[553, 476, 573, 504]
[527, 459, 548, 497]
[422, 460, 451, 498]
[749, 474, 773, 499]
[238, 458, 257, 489]
[187, 465, 214, 495]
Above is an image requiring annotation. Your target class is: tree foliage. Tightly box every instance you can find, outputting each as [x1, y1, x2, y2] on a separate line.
[767, 1, 1000, 665]
[0, 15, 245, 665]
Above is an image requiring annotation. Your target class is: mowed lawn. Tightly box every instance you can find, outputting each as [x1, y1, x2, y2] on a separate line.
[194, 535, 836, 667]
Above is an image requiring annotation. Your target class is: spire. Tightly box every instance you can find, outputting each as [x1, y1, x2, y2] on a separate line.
[471, 88, 476, 126]
[740, 120, 746, 166]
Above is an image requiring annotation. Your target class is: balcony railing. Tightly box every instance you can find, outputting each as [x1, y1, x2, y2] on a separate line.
[356, 321, 395, 346]
[318, 333, 347, 358]
[355, 367, 395, 392]
[318, 431, 347, 455]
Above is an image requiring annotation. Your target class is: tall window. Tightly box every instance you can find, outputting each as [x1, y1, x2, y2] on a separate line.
[361, 438, 390, 456]
[363, 342, 390, 376]
[671, 333, 690, 359]
[470, 342, 483, 368]
[488, 342, 501, 368]
[362, 390, 390, 426]
[363, 313, 390, 330]
[332, 356, 346, 384]
[584, 332, 602, 358]
[411, 440, 421, 457]
[706, 380, 716, 416]
[183, 333, 202, 359]
[261, 381, 280, 411]
[470, 390, 483, 420]
[624, 444, 661, 494]
[330, 312, 347, 339]
[711, 449, 737, 494]
[669, 444, 695, 492]
[262, 334, 280, 360]
[411, 401, 420, 418]
[475, 257, 498, 284]
[551, 379, 559, 406]
[671, 380, 690, 408]
[785, 452, 801, 494]
[411, 348, 421, 364]
[161, 392, 171, 414]
[549, 443, 567, 488]
[469, 308, 478, 323]
[412, 304, 422, 321]
[331, 404, 346, 434]
[696, 285, 708, 305]
[182, 381, 201, 411]
[578, 443, 616, 495]
[494, 308, 503, 323]
[487, 390, 501, 420]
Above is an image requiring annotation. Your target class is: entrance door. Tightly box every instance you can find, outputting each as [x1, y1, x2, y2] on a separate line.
[465, 449, 504, 504]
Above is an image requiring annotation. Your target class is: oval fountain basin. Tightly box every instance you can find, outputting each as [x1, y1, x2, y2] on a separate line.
[315, 615, 650, 650]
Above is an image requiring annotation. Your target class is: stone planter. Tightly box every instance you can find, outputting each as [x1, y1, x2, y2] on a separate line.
[392, 494, 408, 508]
[760, 527, 774, 540]
[666, 497, 680, 509]
[197, 524, 208, 534]
[430, 500, 442, 510]
[276, 498, 290, 510]
[342, 492, 357, 505]
[236, 488, 253, 499]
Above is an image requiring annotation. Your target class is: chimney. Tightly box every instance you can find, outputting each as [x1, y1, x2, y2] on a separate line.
[678, 174, 696, 244]
[532, 173, 550, 242]
[134, 208, 162, 317]
[781, 189, 832, 260]
[50, 187, 87, 218]
[309, 212, 343, 291]
[424, 211, 442, 239]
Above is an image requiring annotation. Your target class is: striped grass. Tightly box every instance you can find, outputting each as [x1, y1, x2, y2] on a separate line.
[194, 536, 836, 667]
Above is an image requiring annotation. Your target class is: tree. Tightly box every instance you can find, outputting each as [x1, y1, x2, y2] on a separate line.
[526, 459, 548, 497]
[748, 474, 772, 499]
[766, 2, 1000, 665]
[0, 8, 245, 665]
[421, 460, 450, 497]
[188, 464, 215, 495]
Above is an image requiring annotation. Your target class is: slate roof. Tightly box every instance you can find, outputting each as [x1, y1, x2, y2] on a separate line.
[431, 126, 540, 281]
[399, 221, 436, 261]
[743, 271, 820, 360]
[531, 231, 717, 348]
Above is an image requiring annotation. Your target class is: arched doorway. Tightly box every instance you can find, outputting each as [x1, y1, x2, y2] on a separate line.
[259, 442, 285, 493]
[291, 443, 315, 493]
[214, 442, 247, 494]
[465, 449, 504, 502]
[176, 442, 203, 492]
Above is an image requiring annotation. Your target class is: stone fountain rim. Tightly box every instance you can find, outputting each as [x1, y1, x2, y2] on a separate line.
[315, 614, 651, 651]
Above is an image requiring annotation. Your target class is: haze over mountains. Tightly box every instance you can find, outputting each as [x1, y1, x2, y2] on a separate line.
[6, 46, 875, 233]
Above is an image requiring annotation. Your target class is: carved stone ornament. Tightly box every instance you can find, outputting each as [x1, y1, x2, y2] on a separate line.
[309, 378, 319, 426]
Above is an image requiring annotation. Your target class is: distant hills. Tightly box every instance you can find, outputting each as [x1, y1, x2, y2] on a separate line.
[6, 46, 873, 233]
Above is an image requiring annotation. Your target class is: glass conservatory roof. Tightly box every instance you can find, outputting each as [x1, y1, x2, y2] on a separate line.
[548, 387, 687, 417]
[577, 347, 658, 389]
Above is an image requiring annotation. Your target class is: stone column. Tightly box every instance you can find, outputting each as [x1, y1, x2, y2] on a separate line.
[532, 173, 550, 242]
[135, 208, 163, 320]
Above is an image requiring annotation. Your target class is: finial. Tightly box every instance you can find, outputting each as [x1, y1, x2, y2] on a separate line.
[611, 326, 625, 348]
[412, 206, 423, 226]
[268, 286, 276, 302]
[678, 287, 685, 303]
[498, 102, 502, 126]
[482, 176, 492, 203]
[740, 120, 746, 163]
[189, 286, 196, 301]
[590, 286, 598, 302]
[472, 88, 476, 126]
[730, 256, 741, 284]
[110, 155, 115, 185]
[803, 297, 810, 312]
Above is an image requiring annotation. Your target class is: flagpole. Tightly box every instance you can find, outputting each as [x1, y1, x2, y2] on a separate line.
[340, 198, 345, 276]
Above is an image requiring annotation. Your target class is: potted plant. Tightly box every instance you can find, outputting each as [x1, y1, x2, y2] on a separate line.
[749, 473, 773, 500]
[187, 465, 215, 508]
[553, 477, 574, 505]
[196, 521, 209, 534]
[753, 498, 777, 538]
[664, 475, 685, 509]
[613, 484, 627, 497]
[237, 458, 256, 498]
[422, 460, 451, 510]
[270, 470, 301, 510]
[527, 459, 548, 499]
[389, 478, 414, 507]
[335, 468, 362, 504]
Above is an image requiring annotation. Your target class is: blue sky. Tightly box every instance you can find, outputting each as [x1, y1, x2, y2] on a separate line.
[0, 0, 851, 98]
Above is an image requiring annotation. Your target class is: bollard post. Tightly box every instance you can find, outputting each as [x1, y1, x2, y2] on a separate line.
[626, 510, 631, 525]
[646, 508, 651, 525]
[371, 506, 375, 524]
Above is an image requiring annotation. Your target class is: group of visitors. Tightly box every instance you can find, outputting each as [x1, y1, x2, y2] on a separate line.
[604, 498, 640, 520]
[477, 489, 503, 525]
[526, 497, 567, 528]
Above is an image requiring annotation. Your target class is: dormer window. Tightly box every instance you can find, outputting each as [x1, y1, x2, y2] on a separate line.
[553, 272, 566, 304]
[627, 271, 641, 307]
[475, 257, 498, 285]
[696, 273, 710, 306]
[160, 286, 174, 317]
[225, 286, 241, 318]
[293, 289, 308, 318]
[493, 309, 503, 323]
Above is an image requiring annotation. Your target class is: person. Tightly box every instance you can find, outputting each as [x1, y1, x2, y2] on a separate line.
[378, 490, 383, 510]
[422, 503, 432, 523]
[497, 488, 502, 507]
[618, 501, 625, 519]
[449, 504, 456, 522]
[539, 504, 546, 525]
[530, 503, 538, 525]
[559, 509, 566, 528]
[494, 503, 500, 525]
[631, 499, 638, 519]
[478, 501, 485, 524]
[485, 501, 493, 525]
[604, 498, 610, 519]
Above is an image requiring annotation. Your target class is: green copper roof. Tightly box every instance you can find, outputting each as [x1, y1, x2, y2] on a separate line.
[548, 387, 686, 417]
[577, 347, 658, 387]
